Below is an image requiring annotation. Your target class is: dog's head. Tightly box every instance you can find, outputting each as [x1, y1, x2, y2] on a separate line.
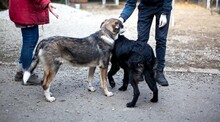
[100, 18, 125, 40]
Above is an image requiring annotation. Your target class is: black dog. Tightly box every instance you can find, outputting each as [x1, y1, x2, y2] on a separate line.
[108, 35, 158, 107]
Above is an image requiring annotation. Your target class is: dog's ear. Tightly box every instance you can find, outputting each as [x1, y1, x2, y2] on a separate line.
[100, 19, 108, 28]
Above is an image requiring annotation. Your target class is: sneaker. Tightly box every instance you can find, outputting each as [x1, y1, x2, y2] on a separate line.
[15, 71, 23, 81]
[155, 70, 169, 86]
[14, 71, 41, 85]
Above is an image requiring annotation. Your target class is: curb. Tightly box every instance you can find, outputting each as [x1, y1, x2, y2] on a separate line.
[165, 67, 220, 74]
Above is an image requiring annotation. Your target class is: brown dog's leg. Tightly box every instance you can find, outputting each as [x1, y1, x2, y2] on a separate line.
[42, 67, 56, 102]
[100, 68, 113, 97]
[87, 67, 96, 92]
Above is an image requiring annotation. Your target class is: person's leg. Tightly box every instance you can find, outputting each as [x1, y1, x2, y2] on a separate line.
[20, 25, 39, 70]
[15, 25, 40, 84]
[137, 4, 155, 81]
[137, 3, 155, 42]
[154, 11, 171, 86]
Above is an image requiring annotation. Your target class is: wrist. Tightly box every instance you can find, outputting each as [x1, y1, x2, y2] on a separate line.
[119, 17, 124, 23]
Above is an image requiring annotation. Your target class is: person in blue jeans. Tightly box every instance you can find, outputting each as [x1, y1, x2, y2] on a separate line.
[119, 0, 172, 86]
[15, 26, 40, 84]
[9, 0, 58, 85]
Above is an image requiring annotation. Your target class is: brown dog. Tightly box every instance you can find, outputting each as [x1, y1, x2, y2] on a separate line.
[23, 18, 124, 102]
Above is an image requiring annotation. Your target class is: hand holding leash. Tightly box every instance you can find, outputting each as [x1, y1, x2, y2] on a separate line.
[159, 14, 167, 28]
[48, 3, 59, 19]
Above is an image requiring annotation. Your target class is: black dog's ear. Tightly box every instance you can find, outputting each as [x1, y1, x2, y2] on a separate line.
[100, 19, 107, 28]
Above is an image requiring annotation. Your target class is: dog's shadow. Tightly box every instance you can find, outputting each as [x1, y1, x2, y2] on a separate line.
[34, 65, 144, 102]
[39, 65, 115, 98]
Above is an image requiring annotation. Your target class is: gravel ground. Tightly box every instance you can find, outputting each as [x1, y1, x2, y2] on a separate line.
[0, 2, 219, 122]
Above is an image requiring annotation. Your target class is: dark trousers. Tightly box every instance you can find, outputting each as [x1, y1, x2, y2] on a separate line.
[19, 25, 39, 70]
[137, 3, 170, 71]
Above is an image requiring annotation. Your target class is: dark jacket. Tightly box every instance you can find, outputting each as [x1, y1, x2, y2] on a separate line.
[120, 0, 172, 22]
[142, 0, 164, 6]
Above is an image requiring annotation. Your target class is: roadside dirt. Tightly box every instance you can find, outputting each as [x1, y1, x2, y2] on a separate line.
[0, 2, 219, 122]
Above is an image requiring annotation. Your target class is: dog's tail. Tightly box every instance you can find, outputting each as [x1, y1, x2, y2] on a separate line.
[23, 55, 39, 84]
[23, 41, 45, 84]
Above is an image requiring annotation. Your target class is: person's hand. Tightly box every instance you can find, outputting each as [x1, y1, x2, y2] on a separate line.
[48, 3, 59, 19]
[159, 14, 167, 28]
[118, 17, 125, 34]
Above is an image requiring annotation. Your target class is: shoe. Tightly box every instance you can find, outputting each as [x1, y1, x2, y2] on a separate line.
[14, 71, 41, 85]
[15, 71, 23, 81]
[156, 70, 169, 86]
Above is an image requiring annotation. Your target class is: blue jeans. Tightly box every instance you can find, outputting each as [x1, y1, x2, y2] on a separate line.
[137, 3, 170, 71]
[19, 25, 39, 70]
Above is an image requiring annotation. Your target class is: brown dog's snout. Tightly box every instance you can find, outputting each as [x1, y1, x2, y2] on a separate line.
[114, 20, 125, 34]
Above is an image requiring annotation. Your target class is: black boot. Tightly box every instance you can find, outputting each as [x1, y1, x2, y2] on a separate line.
[156, 70, 169, 86]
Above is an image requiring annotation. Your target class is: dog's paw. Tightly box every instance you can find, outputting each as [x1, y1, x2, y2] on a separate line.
[150, 98, 158, 103]
[49, 92, 53, 96]
[126, 102, 135, 108]
[118, 85, 127, 91]
[88, 86, 96, 92]
[105, 91, 114, 97]
[46, 96, 56, 102]
[109, 80, 116, 88]
[44, 91, 55, 102]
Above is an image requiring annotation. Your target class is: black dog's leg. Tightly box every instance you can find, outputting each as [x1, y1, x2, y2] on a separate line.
[144, 70, 158, 103]
[126, 80, 140, 107]
[119, 69, 129, 91]
[108, 63, 120, 88]
[126, 71, 140, 107]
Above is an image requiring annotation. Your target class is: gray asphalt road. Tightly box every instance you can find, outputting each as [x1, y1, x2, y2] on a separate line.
[0, 64, 219, 122]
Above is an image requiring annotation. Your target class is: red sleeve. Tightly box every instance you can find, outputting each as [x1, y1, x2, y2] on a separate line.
[34, 0, 51, 10]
